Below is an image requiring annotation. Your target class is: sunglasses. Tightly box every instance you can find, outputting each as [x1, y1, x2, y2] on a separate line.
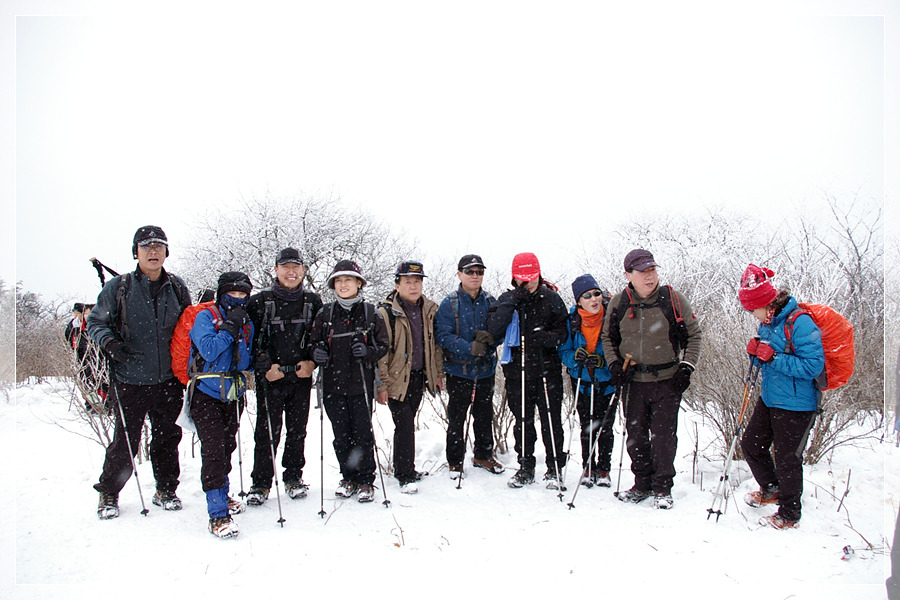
[580, 290, 603, 300]
[462, 268, 485, 276]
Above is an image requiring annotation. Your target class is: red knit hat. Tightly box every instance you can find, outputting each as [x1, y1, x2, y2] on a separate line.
[511, 252, 541, 282]
[738, 264, 777, 310]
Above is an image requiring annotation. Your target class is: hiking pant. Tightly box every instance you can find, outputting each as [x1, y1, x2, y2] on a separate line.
[571, 377, 615, 472]
[387, 370, 424, 484]
[94, 378, 183, 496]
[502, 361, 565, 473]
[191, 390, 242, 492]
[324, 392, 376, 486]
[740, 399, 817, 522]
[446, 374, 496, 466]
[251, 377, 311, 487]
[624, 378, 681, 495]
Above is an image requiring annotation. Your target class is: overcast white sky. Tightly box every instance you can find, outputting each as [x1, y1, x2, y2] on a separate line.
[4, 1, 898, 303]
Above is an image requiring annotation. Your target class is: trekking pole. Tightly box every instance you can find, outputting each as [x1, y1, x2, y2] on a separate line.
[561, 367, 583, 485]
[587, 376, 596, 485]
[234, 397, 247, 498]
[611, 354, 634, 498]
[541, 372, 566, 501]
[360, 362, 391, 508]
[260, 378, 286, 526]
[707, 358, 761, 521]
[520, 331, 527, 475]
[457, 365, 479, 490]
[108, 362, 149, 516]
[315, 369, 326, 519]
[569, 355, 631, 509]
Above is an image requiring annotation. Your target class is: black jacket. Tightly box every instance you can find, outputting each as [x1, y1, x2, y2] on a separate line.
[247, 288, 324, 369]
[487, 282, 568, 373]
[87, 267, 190, 385]
[310, 300, 389, 398]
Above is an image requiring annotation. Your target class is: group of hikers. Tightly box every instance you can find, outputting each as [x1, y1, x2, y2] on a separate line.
[79, 225, 828, 539]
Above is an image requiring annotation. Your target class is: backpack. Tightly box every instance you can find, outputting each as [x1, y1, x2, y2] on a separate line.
[170, 302, 251, 385]
[608, 285, 689, 357]
[784, 303, 855, 391]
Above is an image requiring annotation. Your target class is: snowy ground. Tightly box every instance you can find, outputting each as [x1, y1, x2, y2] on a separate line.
[4, 379, 895, 599]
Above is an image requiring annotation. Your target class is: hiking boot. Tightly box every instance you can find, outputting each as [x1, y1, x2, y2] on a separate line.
[760, 513, 799, 530]
[508, 468, 535, 488]
[472, 457, 505, 474]
[285, 480, 309, 500]
[745, 487, 780, 508]
[97, 491, 119, 520]
[208, 515, 240, 539]
[357, 484, 375, 503]
[399, 481, 419, 495]
[335, 480, 358, 498]
[151, 490, 183, 511]
[580, 469, 595, 488]
[449, 464, 465, 480]
[246, 486, 269, 506]
[593, 470, 611, 488]
[616, 487, 651, 504]
[228, 496, 246, 515]
[413, 471, 427, 481]
[543, 470, 566, 491]
[653, 493, 674, 510]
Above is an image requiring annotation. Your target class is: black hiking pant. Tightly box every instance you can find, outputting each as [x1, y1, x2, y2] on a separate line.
[324, 392, 376, 486]
[740, 399, 817, 522]
[251, 377, 312, 488]
[191, 390, 242, 492]
[571, 377, 615, 472]
[94, 378, 183, 496]
[624, 378, 681, 495]
[387, 370, 424, 484]
[446, 374, 496, 466]
[502, 361, 565, 474]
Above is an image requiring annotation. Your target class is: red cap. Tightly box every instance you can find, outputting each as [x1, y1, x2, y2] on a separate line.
[738, 264, 777, 310]
[511, 252, 541, 282]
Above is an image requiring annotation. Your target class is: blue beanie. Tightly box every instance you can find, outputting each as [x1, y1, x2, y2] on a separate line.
[571, 274, 600, 301]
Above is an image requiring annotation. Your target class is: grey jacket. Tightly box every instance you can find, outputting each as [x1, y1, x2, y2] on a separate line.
[87, 267, 190, 385]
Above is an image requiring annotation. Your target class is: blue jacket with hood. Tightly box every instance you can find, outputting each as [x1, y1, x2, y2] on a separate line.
[189, 305, 254, 401]
[435, 286, 498, 380]
[559, 305, 614, 396]
[755, 295, 825, 412]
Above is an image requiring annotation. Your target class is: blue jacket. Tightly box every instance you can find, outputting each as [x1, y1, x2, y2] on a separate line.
[756, 296, 825, 412]
[435, 286, 498, 380]
[559, 306, 614, 396]
[189, 306, 254, 401]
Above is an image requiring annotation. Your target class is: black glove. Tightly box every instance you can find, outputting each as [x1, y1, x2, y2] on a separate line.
[474, 330, 494, 345]
[470, 340, 487, 357]
[312, 346, 329, 365]
[672, 363, 694, 394]
[573, 347, 589, 365]
[104, 339, 137, 363]
[609, 361, 625, 387]
[511, 284, 531, 304]
[584, 353, 604, 370]
[351, 341, 368, 359]
[220, 307, 249, 339]
[255, 352, 273, 373]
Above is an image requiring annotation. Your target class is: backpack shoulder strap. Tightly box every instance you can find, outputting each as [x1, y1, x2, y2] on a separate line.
[783, 307, 811, 354]
[450, 291, 461, 335]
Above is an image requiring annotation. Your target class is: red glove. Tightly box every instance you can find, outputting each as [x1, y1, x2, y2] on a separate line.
[755, 341, 775, 363]
[746, 337, 760, 357]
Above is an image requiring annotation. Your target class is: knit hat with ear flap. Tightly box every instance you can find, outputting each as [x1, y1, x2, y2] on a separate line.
[738, 264, 777, 310]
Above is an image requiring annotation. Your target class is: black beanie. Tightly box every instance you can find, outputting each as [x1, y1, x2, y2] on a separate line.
[216, 271, 252, 301]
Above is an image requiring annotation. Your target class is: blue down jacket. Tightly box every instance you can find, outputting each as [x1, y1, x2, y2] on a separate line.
[189, 306, 254, 401]
[755, 296, 825, 412]
[559, 306, 614, 396]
